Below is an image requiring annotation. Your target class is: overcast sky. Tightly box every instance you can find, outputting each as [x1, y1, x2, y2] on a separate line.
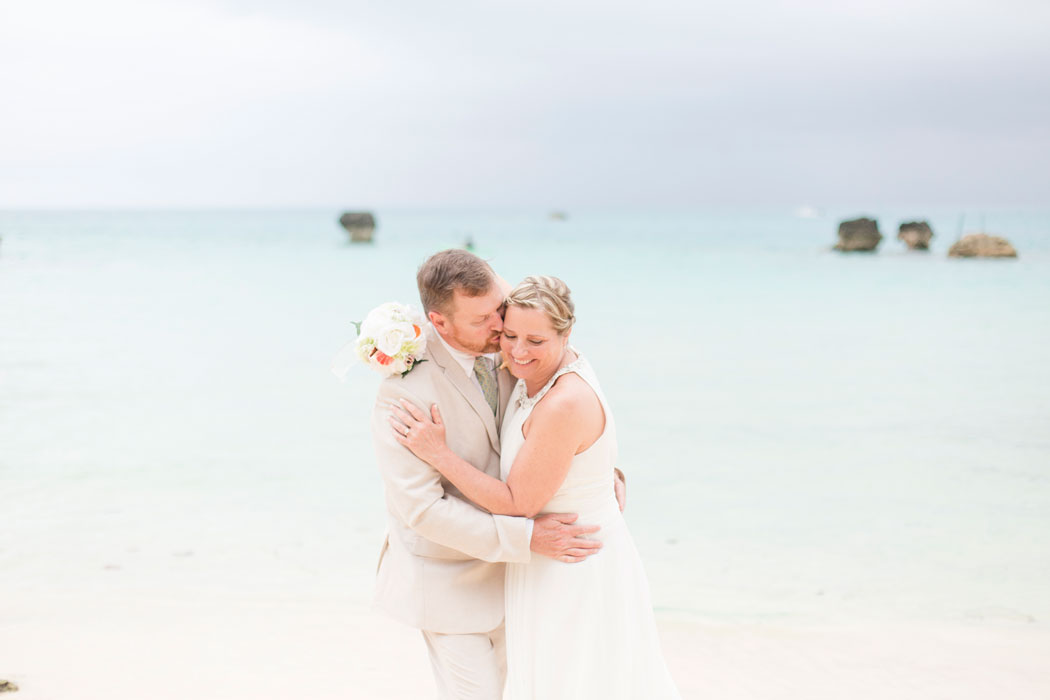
[1, 0, 1048, 209]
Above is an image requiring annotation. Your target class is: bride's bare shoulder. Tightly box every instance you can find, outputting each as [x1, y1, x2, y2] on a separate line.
[535, 372, 602, 420]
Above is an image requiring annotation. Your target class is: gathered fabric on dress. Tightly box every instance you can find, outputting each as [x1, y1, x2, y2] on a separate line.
[501, 355, 681, 700]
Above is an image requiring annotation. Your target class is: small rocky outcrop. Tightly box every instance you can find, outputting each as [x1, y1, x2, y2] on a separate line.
[338, 212, 376, 242]
[833, 217, 882, 252]
[0, 680, 19, 693]
[948, 233, 1018, 258]
[898, 221, 934, 250]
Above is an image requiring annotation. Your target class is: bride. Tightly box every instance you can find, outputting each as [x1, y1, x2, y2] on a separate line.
[391, 275, 680, 699]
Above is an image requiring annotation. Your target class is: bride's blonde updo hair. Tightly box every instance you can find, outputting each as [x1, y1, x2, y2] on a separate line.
[505, 275, 575, 335]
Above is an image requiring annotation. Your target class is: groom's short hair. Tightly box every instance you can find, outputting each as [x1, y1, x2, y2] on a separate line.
[417, 249, 496, 316]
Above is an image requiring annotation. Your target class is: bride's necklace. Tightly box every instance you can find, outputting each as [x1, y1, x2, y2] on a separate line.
[516, 348, 581, 409]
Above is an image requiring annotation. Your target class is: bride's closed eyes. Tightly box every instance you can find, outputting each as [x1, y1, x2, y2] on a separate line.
[502, 331, 544, 346]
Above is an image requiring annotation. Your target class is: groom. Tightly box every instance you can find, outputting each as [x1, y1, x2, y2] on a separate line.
[370, 249, 608, 699]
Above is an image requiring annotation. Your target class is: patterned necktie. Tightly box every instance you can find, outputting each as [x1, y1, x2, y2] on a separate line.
[473, 355, 498, 415]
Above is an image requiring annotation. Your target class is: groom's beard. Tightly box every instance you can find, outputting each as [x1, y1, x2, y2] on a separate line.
[450, 328, 501, 355]
[471, 335, 501, 354]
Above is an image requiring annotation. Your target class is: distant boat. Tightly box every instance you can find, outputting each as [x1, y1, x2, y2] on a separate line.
[794, 205, 823, 219]
[549, 211, 568, 221]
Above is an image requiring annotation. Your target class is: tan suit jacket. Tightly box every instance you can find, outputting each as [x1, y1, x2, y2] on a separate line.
[371, 326, 532, 634]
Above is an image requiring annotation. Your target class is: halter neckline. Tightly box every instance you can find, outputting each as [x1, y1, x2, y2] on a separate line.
[514, 352, 586, 410]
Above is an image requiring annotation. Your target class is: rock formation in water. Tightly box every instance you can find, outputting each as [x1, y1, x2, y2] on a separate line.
[947, 233, 1018, 258]
[898, 221, 934, 250]
[833, 217, 882, 252]
[339, 212, 376, 242]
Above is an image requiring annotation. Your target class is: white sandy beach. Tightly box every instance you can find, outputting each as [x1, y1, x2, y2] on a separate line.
[3, 523, 1049, 700]
[3, 585, 1049, 699]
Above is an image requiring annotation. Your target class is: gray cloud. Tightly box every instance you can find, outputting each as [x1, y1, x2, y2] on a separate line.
[2, 0, 1048, 207]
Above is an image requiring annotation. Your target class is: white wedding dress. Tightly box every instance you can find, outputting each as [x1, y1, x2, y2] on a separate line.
[501, 355, 681, 700]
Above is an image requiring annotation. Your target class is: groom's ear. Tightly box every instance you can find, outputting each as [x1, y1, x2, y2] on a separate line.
[428, 309, 447, 332]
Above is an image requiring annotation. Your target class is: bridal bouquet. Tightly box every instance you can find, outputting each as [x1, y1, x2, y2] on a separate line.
[331, 302, 428, 380]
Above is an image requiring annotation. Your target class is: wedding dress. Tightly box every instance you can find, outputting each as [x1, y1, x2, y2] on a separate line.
[501, 355, 681, 699]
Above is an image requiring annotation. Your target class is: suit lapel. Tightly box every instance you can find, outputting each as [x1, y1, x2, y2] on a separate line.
[426, 328, 501, 453]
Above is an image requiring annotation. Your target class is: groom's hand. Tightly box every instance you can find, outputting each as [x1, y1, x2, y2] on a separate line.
[530, 513, 601, 563]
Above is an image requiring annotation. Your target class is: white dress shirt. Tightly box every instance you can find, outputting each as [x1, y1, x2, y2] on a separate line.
[434, 331, 501, 397]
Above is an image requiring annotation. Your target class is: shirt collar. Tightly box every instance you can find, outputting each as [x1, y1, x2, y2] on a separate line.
[434, 331, 500, 379]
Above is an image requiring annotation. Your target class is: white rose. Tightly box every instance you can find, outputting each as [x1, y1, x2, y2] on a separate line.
[376, 321, 415, 357]
[358, 306, 387, 339]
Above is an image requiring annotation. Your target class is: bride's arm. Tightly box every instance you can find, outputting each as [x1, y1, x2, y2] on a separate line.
[390, 387, 590, 517]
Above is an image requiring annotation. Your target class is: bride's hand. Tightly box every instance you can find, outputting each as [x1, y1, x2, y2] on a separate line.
[390, 399, 449, 466]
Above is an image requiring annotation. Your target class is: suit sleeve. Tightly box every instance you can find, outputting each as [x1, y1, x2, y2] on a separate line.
[372, 380, 533, 564]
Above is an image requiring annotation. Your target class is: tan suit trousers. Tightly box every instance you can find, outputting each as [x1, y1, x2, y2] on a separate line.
[421, 623, 506, 700]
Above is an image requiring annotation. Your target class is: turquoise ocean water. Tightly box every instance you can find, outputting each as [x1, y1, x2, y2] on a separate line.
[2, 208, 1048, 626]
